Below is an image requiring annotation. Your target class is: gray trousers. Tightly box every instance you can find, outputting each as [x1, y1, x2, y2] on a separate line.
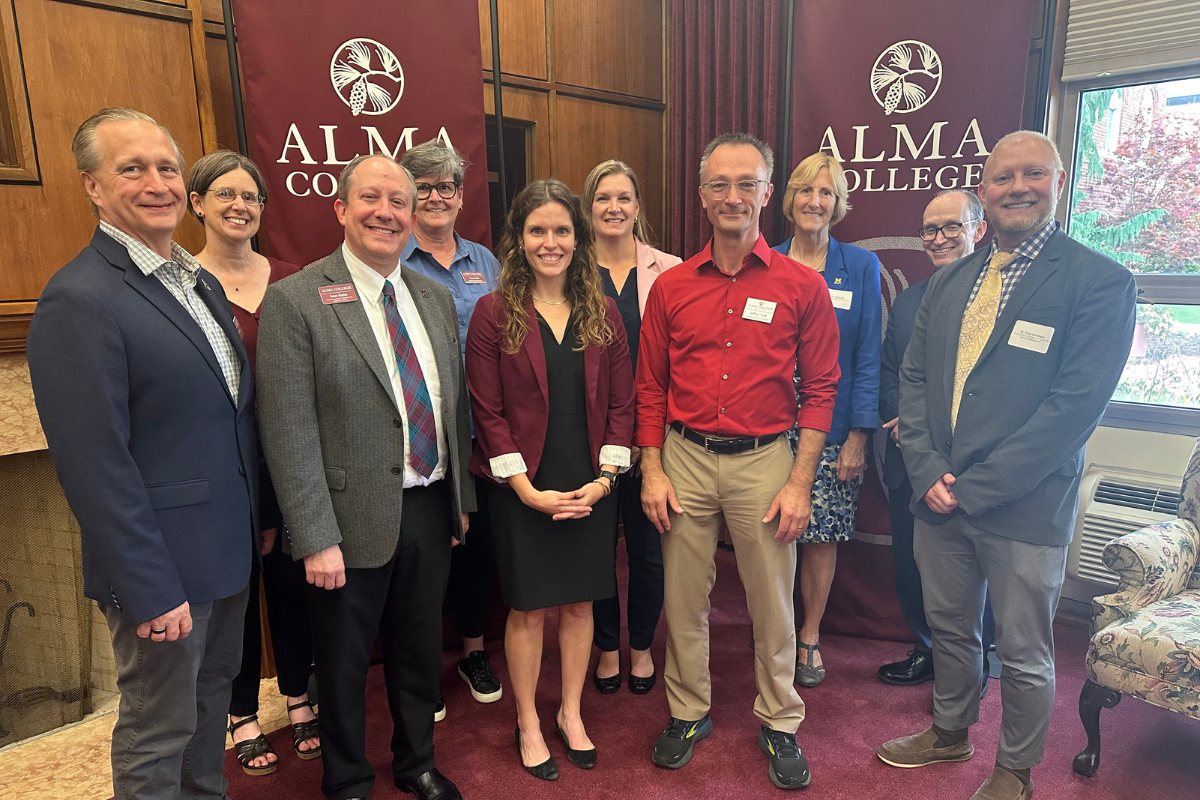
[103, 585, 249, 800]
[913, 514, 1066, 769]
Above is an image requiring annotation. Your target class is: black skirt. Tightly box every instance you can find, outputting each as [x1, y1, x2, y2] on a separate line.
[490, 314, 617, 611]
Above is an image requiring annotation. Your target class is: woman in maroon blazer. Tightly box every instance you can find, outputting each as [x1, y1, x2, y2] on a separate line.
[466, 179, 634, 780]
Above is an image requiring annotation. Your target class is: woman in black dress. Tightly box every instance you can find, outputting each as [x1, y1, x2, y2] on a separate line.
[185, 151, 317, 775]
[465, 179, 635, 780]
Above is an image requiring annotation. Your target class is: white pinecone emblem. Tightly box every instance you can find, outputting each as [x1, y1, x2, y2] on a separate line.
[331, 38, 405, 117]
[870, 41, 942, 116]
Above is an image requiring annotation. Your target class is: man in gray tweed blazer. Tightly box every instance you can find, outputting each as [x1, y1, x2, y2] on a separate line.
[258, 154, 475, 800]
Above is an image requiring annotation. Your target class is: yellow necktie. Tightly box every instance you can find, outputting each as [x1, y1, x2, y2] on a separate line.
[951, 251, 1017, 429]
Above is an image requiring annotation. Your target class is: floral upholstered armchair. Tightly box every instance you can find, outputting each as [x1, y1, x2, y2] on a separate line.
[1074, 442, 1200, 777]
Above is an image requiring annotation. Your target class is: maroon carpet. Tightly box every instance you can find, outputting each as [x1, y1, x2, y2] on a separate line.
[224, 547, 1200, 799]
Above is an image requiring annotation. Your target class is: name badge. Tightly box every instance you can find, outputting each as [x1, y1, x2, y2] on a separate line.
[319, 283, 359, 304]
[461, 271, 487, 285]
[1009, 320, 1055, 353]
[829, 288, 853, 310]
[742, 298, 777, 323]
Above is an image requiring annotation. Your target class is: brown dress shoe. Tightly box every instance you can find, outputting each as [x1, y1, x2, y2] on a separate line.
[876, 726, 974, 768]
[970, 767, 1033, 799]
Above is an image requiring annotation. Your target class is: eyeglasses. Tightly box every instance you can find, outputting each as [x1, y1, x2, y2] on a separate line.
[206, 187, 264, 207]
[416, 181, 459, 200]
[700, 179, 767, 198]
[917, 220, 980, 241]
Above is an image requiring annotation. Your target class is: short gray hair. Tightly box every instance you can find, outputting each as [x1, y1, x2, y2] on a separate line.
[934, 188, 985, 223]
[72, 108, 185, 216]
[699, 132, 774, 181]
[399, 139, 466, 186]
[986, 130, 1064, 174]
[337, 154, 416, 203]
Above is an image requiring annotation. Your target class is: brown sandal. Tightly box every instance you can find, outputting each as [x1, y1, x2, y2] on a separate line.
[229, 715, 278, 776]
[287, 700, 322, 760]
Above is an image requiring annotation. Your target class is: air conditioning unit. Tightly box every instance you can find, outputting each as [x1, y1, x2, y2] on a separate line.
[1067, 466, 1182, 591]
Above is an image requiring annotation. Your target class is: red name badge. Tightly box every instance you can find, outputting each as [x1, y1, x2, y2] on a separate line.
[460, 271, 487, 285]
[319, 284, 359, 304]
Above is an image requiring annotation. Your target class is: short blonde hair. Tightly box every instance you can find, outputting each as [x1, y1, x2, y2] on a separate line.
[782, 153, 851, 227]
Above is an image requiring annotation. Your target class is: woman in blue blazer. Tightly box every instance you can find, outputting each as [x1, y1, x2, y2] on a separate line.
[774, 152, 881, 688]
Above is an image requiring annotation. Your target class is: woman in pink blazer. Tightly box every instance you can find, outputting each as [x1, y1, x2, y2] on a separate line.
[465, 179, 635, 780]
[582, 160, 681, 697]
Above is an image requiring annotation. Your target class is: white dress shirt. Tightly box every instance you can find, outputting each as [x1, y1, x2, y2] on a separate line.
[343, 243, 448, 487]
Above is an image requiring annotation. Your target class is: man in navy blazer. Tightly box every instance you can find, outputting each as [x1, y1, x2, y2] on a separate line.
[27, 109, 257, 800]
[877, 190, 994, 691]
[877, 133, 1136, 800]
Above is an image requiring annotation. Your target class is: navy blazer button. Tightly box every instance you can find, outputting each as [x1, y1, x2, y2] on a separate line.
[391, 466, 402, 475]
[393, 419, 402, 428]
[238, 466, 246, 476]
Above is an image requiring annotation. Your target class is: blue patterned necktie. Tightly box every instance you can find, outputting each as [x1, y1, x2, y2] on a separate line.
[381, 281, 438, 477]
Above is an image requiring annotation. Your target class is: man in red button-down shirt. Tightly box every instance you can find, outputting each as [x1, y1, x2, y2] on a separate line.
[637, 133, 841, 790]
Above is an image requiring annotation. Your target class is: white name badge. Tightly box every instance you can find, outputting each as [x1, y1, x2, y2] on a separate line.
[742, 298, 777, 323]
[829, 288, 853, 310]
[1009, 320, 1055, 354]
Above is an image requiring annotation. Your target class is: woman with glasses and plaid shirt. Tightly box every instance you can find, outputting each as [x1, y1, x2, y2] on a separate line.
[186, 150, 318, 777]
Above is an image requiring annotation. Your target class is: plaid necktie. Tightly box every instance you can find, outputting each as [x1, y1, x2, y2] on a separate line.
[951, 250, 1017, 430]
[382, 281, 438, 477]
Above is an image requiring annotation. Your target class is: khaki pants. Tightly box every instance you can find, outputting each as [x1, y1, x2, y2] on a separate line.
[660, 427, 805, 732]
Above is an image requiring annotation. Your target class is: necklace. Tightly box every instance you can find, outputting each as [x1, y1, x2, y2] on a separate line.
[532, 294, 568, 305]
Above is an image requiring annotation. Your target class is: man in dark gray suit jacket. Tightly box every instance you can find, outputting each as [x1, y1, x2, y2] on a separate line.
[877, 133, 1136, 800]
[257, 154, 475, 800]
[877, 190, 993, 690]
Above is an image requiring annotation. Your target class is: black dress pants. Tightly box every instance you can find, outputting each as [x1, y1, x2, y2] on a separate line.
[229, 545, 313, 715]
[594, 472, 665, 652]
[306, 481, 453, 800]
[446, 474, 494, 640]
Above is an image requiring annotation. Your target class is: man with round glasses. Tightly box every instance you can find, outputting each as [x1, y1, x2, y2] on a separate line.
[638, 132, 840, 790]
[879, 190, 994, 693]
[400, 140, 504, 722]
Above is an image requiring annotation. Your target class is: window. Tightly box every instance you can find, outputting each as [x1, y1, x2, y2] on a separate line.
[1063, 74, 1200, 432]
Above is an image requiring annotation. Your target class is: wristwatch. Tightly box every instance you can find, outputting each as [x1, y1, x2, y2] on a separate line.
[598, 468, 619, 490]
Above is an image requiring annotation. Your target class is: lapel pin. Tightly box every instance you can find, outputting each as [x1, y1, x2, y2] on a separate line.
[420, 289, 430, 298]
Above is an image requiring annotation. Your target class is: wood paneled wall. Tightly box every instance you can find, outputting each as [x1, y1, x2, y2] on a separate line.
[0, 0, 216, 351]
[0, 0, 670, 351]
[478, 0, 669, 245]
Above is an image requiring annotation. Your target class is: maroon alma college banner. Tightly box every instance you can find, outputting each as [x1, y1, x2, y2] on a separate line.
[230, 0, 490, 266]
[788, 0, 1038, 640]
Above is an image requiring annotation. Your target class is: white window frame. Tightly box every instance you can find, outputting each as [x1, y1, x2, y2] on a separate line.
[1055, 64, 1200, 437]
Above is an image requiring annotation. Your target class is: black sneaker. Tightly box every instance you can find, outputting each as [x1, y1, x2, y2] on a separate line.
[757, 726, 810, 789]
[651, 716, 712, 769]
[433, 691, 446, 723]
[458, 650, 503, 703]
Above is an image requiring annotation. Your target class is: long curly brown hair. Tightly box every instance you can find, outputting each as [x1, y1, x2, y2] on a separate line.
[495, 179, 613, 354]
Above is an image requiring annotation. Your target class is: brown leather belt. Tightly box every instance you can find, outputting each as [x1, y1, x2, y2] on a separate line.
[670, 421, 784, 455]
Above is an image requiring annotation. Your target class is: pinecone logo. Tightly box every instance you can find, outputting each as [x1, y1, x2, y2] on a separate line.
[870, 40, 942, 116]
[331, 38, 404, 117]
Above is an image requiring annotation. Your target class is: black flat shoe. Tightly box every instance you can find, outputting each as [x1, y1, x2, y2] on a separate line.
[556, 722, 597, 769]
[593, 669, 621, 694]
[629, 672, 657, 694]
[515, 727, 558, 781]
